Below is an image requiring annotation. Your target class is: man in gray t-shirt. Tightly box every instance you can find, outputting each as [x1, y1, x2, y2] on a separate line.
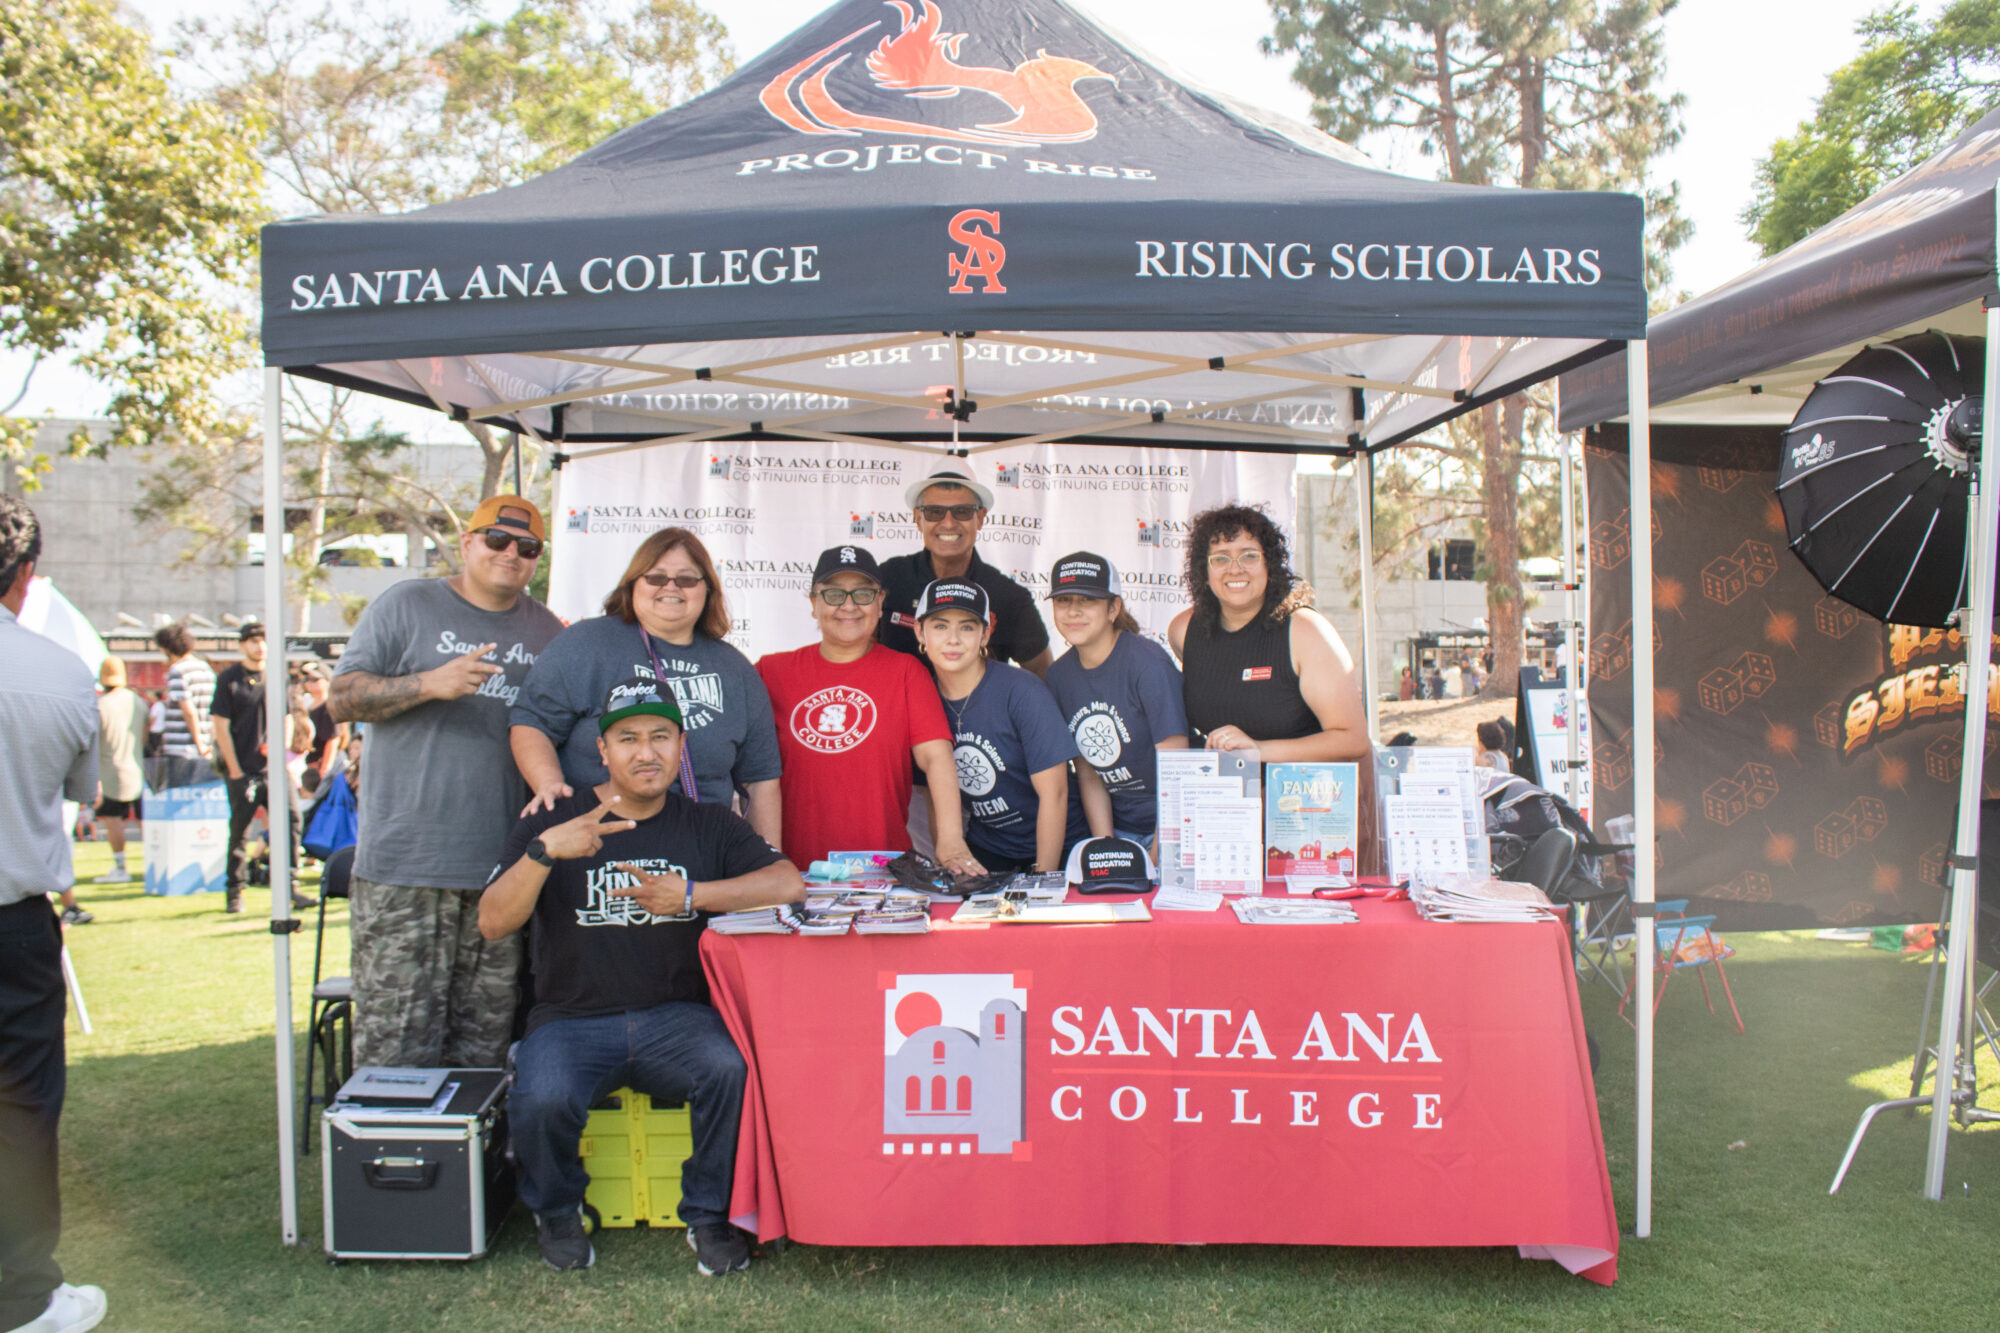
[331, 495, 563, 1069]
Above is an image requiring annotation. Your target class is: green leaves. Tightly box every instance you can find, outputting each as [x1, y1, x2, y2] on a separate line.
[0, 0, 266, 483]
[1742, 0, 2000, 256]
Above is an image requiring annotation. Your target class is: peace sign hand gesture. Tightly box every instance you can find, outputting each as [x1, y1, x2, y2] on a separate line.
[612, 863, 693, 918]
[538, 798, 637, 861]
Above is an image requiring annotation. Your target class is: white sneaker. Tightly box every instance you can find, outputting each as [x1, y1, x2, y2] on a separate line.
[5, 1284, 106, 1333]
[91, 870, 131, 884]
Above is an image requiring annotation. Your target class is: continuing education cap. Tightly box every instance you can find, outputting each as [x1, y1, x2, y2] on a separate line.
[914, 578, 991, 623]
[1047, 551, 1122, 600]
[1065, 836, 1157, 893]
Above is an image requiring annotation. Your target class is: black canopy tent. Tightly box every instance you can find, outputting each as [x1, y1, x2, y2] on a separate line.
[1557, 107, 2000, 1199]
[255, 0, 1659, 1243]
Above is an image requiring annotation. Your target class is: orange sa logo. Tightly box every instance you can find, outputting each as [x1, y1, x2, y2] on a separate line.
[947, 208, 1007, 294]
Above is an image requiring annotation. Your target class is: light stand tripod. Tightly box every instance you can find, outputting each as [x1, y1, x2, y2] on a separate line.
[1830, 378, 2000, 1196]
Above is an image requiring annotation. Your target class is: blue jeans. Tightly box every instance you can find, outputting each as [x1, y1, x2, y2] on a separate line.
[510, 1001, 746, 1227]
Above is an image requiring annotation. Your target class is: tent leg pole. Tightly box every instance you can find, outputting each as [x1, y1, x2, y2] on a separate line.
[1923, 301, 2000, 1198]
[265, 366, 300, 1246]
[1562, 433, 1583, 811]
[1627, 340, 1654, 1239]
[1354, 450, 1380, 743]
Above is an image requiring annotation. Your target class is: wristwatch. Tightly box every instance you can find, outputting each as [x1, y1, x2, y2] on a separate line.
[526, 838, 554, 868]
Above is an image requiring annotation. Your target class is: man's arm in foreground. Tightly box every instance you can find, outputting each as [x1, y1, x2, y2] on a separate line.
[479, 798, 636, 939]
[612, 858, 805, 916]
[332, 640, 502, 724]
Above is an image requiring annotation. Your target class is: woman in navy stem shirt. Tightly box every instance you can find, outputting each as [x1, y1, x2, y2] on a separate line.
[915, 578, 1077, 874]
[1042, 550, 1187, 853]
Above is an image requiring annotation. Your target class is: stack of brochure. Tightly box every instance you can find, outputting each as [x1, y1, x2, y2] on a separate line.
[1411, 876, 1560, 924]
[1228, 897, 1360, 925]
[853, 907, 932, 934]
[708, 904, 808, 935]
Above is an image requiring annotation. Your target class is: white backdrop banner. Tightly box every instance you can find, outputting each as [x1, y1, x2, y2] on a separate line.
[550, 442, 1298, 660]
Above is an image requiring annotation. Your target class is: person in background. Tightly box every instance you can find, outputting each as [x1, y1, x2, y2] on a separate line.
[87, 657, 148, 899]
[144, 688, 166, 759]
[210, 622, 313, 915]
[1475, 719, 1509, 770]
[482, 679, 802, 1277]
[916, 579, 1075, 874]
[0, 496, 107, 1333]
[1427, 666, 1446, 701]
[1042, 551, 1187, 851]
[329, 495, 564, 1071]
[1398, 668, 1416, 701]
[299, 661, 345, 787]
[1168, 503, 1379, 874]
[512, 527, 781, 843]
[876, 462, 1052, 677]
[153, 622, 214, 770]
[1442, 660, 1463, 699]
[756, 546, 975, 871]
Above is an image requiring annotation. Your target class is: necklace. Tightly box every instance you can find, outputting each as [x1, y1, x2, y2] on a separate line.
[941, 666, 983, 734]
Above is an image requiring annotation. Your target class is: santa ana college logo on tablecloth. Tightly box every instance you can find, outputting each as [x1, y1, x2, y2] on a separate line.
[882, 973, 1028, 1158]
[789, 686, 877, 753]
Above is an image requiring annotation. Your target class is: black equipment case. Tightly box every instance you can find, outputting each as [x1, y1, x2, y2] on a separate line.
[322, 1067, 513, 1260]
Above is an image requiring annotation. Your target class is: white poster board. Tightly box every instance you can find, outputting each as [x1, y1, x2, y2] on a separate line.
[550, 441, 1299, 661]
[1522, 680, 1592, 823]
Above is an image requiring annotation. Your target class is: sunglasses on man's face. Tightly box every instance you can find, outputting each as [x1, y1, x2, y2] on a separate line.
[640, 572, 706, 589]
[917, 504, 981, 523]
[816, 586, 880, 607]
[479, 527, 544, 559]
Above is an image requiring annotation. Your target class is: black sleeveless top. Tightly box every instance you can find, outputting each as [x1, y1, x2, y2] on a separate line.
[1181, 612, 1321, 743]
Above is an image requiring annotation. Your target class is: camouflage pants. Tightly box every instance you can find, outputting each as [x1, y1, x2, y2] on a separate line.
[349, 878, 520, 1069]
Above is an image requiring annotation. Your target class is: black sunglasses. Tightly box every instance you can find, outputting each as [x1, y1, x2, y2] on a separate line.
[479, 527, 544, 559]
[640, 572, 706, 589]
[917, 503, 981, 522]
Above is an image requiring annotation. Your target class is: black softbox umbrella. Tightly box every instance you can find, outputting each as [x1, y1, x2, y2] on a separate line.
[1777, 330, 1985, 628]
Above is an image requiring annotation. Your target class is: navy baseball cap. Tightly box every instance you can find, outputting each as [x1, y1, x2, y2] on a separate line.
[1047, 551, 1122, 600]
[914, 578, 990, 623]
[812, 544, 882, 585]
[599, 676, 683, 732]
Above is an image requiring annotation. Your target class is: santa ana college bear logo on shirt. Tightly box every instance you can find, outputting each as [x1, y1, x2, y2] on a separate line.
[791, 686, 878, 754]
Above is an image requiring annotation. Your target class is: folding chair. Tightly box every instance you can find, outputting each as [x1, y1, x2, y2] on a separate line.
[299, 845, 356, 1154]
[1619, 899, 1745, 1033]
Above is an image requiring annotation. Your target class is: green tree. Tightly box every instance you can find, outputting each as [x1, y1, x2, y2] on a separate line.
[1742, 0, 2000, 256]
[1264, 0, 1686, 698]
[0, 0, 266, 486]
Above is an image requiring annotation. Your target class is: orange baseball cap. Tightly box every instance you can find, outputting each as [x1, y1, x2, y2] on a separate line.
[467, 494, 546, 542]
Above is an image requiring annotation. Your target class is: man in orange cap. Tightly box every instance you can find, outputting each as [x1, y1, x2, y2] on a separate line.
[329, 495, 565, 1069]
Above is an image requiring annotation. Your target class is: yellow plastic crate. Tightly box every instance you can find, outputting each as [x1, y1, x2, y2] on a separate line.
[578, 1088, 693, 1229]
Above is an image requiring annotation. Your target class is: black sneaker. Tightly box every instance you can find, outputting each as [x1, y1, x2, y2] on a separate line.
[686, 1223, 750, 1276]
[60, 906, 95, 926]
[535, 1207, 595, 1271]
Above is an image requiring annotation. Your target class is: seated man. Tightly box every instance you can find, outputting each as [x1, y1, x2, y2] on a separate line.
[480, 678, 804, 1276]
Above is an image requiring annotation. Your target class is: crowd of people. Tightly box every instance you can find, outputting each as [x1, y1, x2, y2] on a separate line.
[0, 469, 1380, 1314]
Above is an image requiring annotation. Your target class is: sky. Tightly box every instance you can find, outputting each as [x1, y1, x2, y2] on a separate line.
[6, 0, 1894, 424]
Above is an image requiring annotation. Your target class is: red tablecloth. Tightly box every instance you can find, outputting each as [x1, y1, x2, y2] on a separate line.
[701, 892, 1618, 1284]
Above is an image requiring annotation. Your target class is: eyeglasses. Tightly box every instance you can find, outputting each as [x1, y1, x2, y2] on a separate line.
[816, 587, 881, 607]
[917, 504, 981, 523]
[640, 572, 706, 590]
[479, 528, 544, 559]
[1207, 550, 1265, 571]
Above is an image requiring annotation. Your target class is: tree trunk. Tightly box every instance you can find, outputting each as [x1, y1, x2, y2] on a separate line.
[1479, 398, 1526, 700]
[463, 420, 510, 499]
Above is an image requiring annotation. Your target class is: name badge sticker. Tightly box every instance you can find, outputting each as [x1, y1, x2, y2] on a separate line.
[1242, 666, 1273, 682]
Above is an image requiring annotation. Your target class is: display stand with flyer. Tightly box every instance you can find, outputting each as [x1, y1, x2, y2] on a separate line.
[1263, 763, 1360, 886]
[1155, 751, 1259, 889]
[1374, 746, 1491, 888]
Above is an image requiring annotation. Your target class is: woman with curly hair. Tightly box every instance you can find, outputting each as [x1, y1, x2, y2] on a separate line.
[1168, 504, 1379, 872]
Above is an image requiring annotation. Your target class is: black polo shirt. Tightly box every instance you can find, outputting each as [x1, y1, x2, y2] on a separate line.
[877, 547, 1051, 672]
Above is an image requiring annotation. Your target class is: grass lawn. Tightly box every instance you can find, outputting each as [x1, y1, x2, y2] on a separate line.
[48, 838, 1998, 1331]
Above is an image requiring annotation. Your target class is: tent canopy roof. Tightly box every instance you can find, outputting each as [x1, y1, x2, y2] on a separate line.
[261, 0, 1645, 453]
[1559, 107, 2000, 433]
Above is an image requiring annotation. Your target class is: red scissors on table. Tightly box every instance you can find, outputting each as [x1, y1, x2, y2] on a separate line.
[1311, 879, 1410, 902]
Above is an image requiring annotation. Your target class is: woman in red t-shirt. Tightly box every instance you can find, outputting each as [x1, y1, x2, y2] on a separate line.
[756, 545, 980, 872]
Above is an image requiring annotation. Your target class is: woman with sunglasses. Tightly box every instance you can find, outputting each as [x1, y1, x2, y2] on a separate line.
[1167, 504, 1380, 873]
[916, 578, 1077, 875]
[756, 546, 979, 872]
[511, 527, 783, 844]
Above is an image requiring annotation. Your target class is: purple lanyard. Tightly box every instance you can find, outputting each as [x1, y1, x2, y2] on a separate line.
[638, 626, 700, 803]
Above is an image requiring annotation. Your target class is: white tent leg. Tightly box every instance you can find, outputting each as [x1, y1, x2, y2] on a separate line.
[265, 366, 300, 1245]
[1627, 340, 1655, 1239]
[1923, 301, 2000, 1197]
[1562, 435, 1583, 809]
[1353, 450, 1380, 742]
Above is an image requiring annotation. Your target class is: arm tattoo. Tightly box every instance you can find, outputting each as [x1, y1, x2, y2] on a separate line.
[329, 671, 425, 723]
